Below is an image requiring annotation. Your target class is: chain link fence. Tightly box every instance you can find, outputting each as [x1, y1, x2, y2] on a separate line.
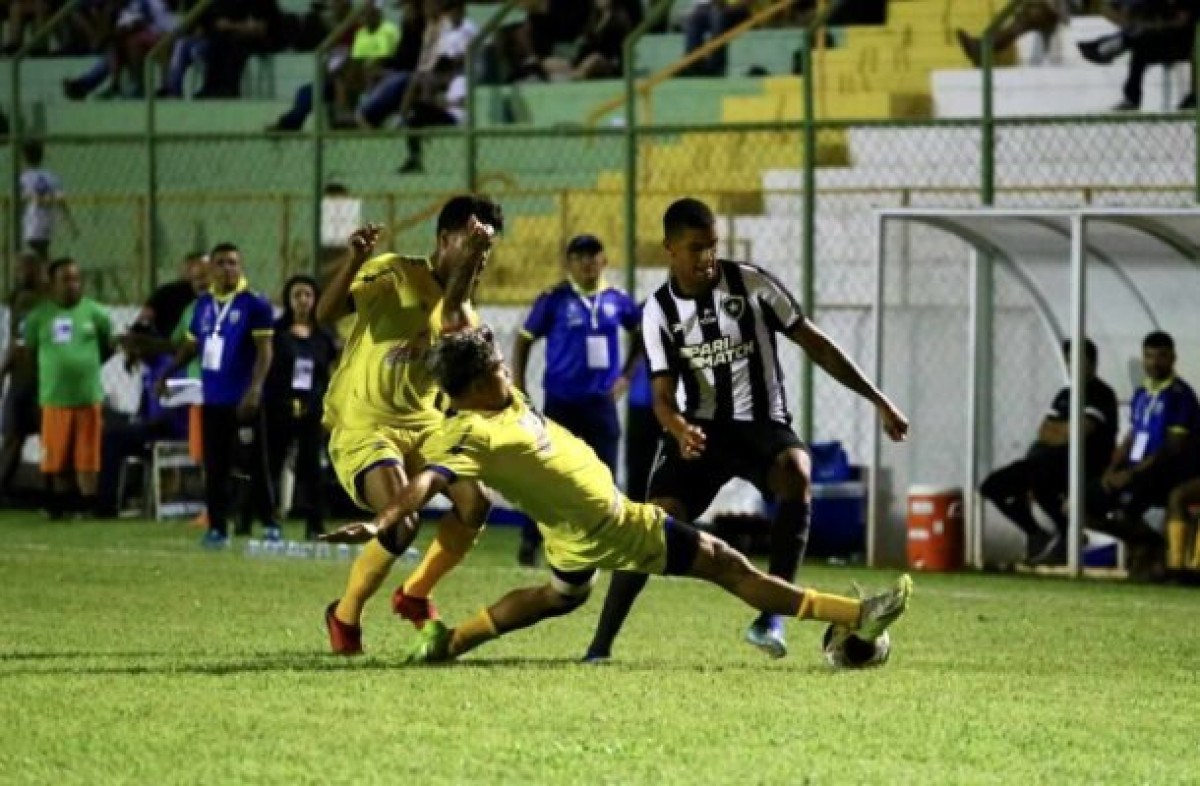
[2, 114, 1196, 518]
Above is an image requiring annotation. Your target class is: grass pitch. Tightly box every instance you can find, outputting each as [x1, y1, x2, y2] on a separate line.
[1, 512, 1197, 785]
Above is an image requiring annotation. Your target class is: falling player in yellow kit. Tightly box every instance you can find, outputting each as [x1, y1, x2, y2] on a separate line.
[317, 195, 502, 655]
[323, 327, 912, 663]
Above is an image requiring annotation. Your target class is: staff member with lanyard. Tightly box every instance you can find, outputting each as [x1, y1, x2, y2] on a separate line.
[264, 275, 339, 541]
[512, 234, 641, 564]
[159, 242, 277, 548]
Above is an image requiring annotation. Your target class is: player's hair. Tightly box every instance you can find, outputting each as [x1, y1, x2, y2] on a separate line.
[436, 195, 505, 235]
[662, 197, 715, 239]
[427, 326, 500, 398]
[210, 241, 240, 258]
[280, 275, 321, 328]
[1144, 331, 1174, 351]
[1062, 338, 1097, 365]
[48, 256, 76, 280]
[22, 140, 44, 166]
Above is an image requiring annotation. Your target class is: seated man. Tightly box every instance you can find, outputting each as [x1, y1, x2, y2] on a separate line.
[980, 339, 1118, 566]
[1086, 331, 1199, 579]
[323, 327, 912, 663]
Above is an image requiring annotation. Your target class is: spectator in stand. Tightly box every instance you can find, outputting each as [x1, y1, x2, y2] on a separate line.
[1076, 0, 1197, 110]
[396, 73, 464, 173]
[502, 0, 593, 82]
[0, 252, 45, 504]
[955, 0, 1068, 67]
[682, 0, 752, 77]
[1085, 331, 1199, 580]
[542, 0, 630, 81]
[356, 0, 475, 129]
[20, 141, 77, 262]
[62, 0, 179, 100]
[511, 234, 641, 565]
[264, 275, 339, 541]
[158, 242, 277, 548]
[267, 0, 360, 131]
[23, 257, 114, 519]
[979, 339, 1118, 566]
[161, 0, 282, 99]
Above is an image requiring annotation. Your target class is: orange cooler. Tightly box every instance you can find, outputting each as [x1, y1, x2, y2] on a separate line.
[906, 486, 964, 572]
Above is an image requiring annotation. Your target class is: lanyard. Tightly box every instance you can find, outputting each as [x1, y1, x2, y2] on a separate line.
[572, 288, 603, 331]
[210, 293, 237, 337]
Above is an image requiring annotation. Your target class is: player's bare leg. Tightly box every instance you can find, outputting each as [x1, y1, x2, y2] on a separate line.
[687, 530, 911, 640]
[393, 479, 490, 622]
[333, 463, 414, 626]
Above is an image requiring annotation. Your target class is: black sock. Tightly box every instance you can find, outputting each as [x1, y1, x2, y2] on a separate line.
[992, 495, 1043, 538]
[768, 499, 811, 583]
[585, 571, 650, 658]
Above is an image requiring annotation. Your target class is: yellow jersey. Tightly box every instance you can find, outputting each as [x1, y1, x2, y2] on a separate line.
[421, 395, 669, 573]
[322, 253, 477, 432]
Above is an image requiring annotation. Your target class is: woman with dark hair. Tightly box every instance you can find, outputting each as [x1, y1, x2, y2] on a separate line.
[264, 275, 339, 540]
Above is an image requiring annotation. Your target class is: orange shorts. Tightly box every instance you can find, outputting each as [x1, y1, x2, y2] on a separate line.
[40, 404, 102, 474]
[188, 405, 203, 463]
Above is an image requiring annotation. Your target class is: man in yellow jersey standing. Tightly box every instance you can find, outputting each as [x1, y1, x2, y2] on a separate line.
[323, 327, 912, 663]
[317, 194, 503, 655]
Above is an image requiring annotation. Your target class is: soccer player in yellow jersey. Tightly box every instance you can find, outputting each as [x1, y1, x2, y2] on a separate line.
[324, 327, 912, 663]
[317, 194, 503, 655]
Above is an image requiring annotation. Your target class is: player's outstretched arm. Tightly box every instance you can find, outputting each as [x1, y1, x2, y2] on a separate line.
[651, 375, 706, 459]
[787, 317, 910, 442]
[316, 224, 383, 326]
[320, 469, 449, 545]
[440, 216, 495, 333]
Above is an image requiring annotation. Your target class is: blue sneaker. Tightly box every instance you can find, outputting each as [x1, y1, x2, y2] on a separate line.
[745, 614, 788, 659]
[201, 529, 229, 549]
[263, 525, 283, 543]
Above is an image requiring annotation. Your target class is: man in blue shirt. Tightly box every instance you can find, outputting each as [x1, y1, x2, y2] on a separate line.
[1086, 331, 1199, 579]
[159, 242, 277, 547]
[512, 234, 642, 564]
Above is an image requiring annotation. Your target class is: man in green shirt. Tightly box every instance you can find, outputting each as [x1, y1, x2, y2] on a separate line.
[23, 257, 113, 518]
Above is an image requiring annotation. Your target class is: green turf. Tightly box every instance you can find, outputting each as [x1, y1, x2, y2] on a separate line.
[1, 512, 1197, 785]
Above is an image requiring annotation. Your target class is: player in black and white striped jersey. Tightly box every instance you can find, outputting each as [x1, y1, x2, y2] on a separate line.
[583, 197, 910, 662]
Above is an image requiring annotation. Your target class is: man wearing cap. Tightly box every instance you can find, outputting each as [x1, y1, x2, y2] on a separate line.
[512, 234, 642, 565]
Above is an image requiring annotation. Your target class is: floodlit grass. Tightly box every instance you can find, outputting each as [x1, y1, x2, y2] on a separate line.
[1, 512, 1198, 785]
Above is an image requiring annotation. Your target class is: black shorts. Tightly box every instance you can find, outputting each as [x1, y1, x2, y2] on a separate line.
[648, 419, 806, 519]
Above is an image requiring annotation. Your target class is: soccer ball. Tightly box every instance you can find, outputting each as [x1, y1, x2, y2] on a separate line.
[821, 624, 891, 669]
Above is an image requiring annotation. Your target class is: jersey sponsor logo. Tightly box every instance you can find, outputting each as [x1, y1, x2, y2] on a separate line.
[670, 322, 685, 334]
[722, 296, 745, 320]
[679, 336, 756, 370]
[698, 308, 718, 326]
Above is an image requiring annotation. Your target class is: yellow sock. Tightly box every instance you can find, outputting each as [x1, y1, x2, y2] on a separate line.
[335, 540, 398, 624]
[449, 609, 499, 658]
[403, 539, 463, 599]
[1167, 518, 1188, 570]
[797, 591, 862, 628]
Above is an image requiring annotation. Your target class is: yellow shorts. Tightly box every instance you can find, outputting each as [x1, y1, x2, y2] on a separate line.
[328, 423, 433, 510]
[542, 499, 670, 576]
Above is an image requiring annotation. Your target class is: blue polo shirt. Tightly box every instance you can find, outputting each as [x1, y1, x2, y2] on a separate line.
[187, 281, 275, 407]
[521, 280, 639, 401]
[1127, 376, 1199, 466]
[628, 357, 652, 408]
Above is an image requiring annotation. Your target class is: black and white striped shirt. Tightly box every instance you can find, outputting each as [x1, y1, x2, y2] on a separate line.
[643, 259, 804, 424]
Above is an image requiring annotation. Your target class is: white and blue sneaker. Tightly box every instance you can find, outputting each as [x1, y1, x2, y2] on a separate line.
[263, 525, 283, 543]
[200, 529, 229, 549]
[745, 614, 788, 659]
